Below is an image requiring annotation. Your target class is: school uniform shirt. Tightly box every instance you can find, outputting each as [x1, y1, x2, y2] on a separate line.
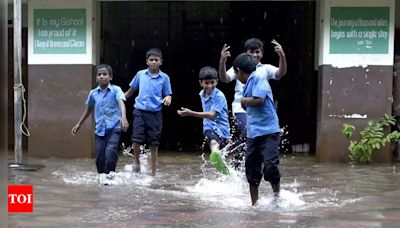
[199, 88, 231, 139]
[226, 63, 278, 115]
[242, 72, 280, 139]
[86, 84, 126, 136]
[129, 69, 172, 112]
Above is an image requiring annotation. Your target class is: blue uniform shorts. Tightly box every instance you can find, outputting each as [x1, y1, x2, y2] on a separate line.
[131, 109, 162, 146]
[245, 132, 281, 186]
[204, 130, 229, 149]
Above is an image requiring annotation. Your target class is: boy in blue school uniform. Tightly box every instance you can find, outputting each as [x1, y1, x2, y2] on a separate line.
[177, 66, 230, 170]
[219, 38, 286, 169]
[233, 53, 281, 206]
[219, 38, 286, 136]
[125, 48, 172, 176]
[72, 64, 129, 175]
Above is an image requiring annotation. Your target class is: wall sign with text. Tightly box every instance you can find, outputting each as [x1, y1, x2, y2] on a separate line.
[330, 7, 389, 54]
[33, 8, 86, 54]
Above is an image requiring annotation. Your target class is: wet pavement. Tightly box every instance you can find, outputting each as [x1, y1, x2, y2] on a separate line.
[8, 152, 400, 227]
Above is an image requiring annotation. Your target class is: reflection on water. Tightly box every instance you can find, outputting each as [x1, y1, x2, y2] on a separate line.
[8, 153, 400, 227]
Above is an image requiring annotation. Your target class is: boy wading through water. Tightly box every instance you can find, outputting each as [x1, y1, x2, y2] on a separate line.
[218, 38, 286, 168]
[177, 66, 230, 174]
[125, 48, 172, 176]
[219, 38, 286, 136]
[72, 64, 129, 177]
[233, 53, 282, 206]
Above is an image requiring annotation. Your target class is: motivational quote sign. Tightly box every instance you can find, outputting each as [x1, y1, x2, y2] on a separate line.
[330, 7, 389, 54]
[33, 9, 86, 54]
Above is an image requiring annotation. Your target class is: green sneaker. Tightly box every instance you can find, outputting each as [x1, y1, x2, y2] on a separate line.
[210, 151, 229, 175]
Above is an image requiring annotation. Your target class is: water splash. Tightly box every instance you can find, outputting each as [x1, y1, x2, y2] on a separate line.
[186, 169, 249, 208]
[200, 124, 291, 173]
[52, 145, 154, 186]
[280, 125, 290, 153]
[52, 170, 99, 185]
[186, 174, 314, 211]
[52, 168, 154, 187]
[50, 132, 352, 213]
[121, 143, 151, 173]
[255, 190, 305, 211]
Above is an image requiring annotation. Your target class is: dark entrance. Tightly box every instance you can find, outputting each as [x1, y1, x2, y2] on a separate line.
[100, 1, 317, 153]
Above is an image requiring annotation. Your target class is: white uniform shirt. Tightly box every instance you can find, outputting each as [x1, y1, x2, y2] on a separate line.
[226, 63, 278, 114]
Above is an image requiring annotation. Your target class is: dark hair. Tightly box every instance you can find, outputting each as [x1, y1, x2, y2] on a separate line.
[199, 66, 218, 80]
[244, 38, 264, 52]
[95, 64, 113, 78]
[146, 48, 163, 59]
[232, 53, 257, 74]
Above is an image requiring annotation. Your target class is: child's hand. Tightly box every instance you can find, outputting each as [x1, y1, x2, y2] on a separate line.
[272, 39, 285, 57]
[71, 124, 80, 136]
[219, 44, 231, 63]
[177, 107, 191, 117]
[120, 117, 129, 132]
[163, 96, 172, 106]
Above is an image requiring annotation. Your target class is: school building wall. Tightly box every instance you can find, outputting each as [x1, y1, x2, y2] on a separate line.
[100, 1, 318, 153]
[316, 0, 396, 162]
[27, 0, 98, 158]
[19, 0, 398, 162]
[26, 0, 319, 158]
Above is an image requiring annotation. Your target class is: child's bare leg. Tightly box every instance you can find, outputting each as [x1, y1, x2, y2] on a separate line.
[210, 140, 220, 152]
[150, 144, 158, 176]
[250, 185, 259, 206]
[271, 182, 280, 196]
[132, 143, 141, 172]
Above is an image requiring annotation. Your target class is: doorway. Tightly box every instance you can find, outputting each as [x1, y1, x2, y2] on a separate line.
[100, 1, 317, 153]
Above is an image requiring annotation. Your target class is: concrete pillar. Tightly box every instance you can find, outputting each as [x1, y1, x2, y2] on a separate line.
[27, 0, 98, 158]
[316, 0, 396, 162]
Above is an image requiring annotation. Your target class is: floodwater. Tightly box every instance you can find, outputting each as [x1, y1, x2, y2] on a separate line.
[8, 152, 400, 227]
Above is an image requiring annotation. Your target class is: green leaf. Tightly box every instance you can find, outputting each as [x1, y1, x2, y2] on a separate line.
[343, 114, 399, 164]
